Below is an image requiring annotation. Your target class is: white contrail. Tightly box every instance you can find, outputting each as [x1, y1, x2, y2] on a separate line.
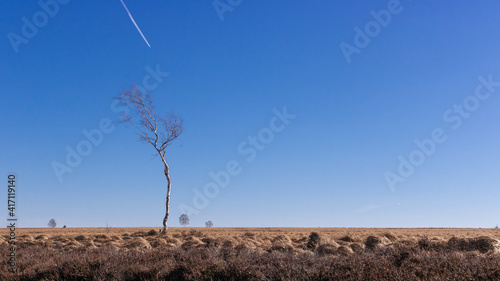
[120, 0, 151, 48]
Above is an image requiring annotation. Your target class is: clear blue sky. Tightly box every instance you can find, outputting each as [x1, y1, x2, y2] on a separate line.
[2, 0, 500, 228]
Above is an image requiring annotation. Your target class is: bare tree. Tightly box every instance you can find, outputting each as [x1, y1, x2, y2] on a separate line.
[205, 221, 213, 228]
[179, 214, 190, 227]
[48, 219, 57, 228]
[115, 86, 183, 233]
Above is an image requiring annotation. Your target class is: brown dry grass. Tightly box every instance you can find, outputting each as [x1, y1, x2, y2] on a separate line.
[1, 227, 500, 280]
[4, 227, 498, 252]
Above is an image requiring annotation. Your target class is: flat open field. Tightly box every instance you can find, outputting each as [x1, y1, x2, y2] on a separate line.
[2, 227, 500, 250]
[2, 227, 500, 280]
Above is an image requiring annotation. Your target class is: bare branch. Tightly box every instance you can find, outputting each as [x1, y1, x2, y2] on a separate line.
[114, 85, 183, 155]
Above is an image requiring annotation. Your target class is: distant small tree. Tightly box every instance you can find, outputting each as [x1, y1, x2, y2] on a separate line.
[205, 221, 213, 228]
[48, 219, 57, 228]
[179, 214, 189, 227]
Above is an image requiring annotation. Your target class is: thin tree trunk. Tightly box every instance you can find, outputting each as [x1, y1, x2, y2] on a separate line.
[161, 157, 171, 233]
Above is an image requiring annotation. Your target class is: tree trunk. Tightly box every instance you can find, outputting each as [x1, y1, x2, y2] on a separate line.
[161, 157, 171, 233]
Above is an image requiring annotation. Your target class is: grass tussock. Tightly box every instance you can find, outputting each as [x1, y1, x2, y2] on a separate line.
[339, 234, 357, 243]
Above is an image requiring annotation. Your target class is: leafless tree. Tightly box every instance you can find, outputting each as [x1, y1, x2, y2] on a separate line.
[179, 214, 190, 227]
[115, 85, 183, 233]
[205, 221, 213, 228]
[48, 219, 57, 228]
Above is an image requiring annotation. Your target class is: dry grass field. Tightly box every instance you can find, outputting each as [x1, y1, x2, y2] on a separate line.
[2, 227, 500, 250]
[2, 227, 500, 280]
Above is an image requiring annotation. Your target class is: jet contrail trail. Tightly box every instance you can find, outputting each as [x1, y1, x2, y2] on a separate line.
[120, 0, 151, 48]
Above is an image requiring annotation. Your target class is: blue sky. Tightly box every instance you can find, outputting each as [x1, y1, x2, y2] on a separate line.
[1, 0, 500, 228]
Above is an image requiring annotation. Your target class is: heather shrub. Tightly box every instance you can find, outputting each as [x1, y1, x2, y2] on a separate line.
[306, 232, 321, 250]
[2, 234, 500, 280]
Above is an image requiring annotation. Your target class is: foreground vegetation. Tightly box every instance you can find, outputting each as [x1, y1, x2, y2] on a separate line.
[1, 228, 499, 280]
